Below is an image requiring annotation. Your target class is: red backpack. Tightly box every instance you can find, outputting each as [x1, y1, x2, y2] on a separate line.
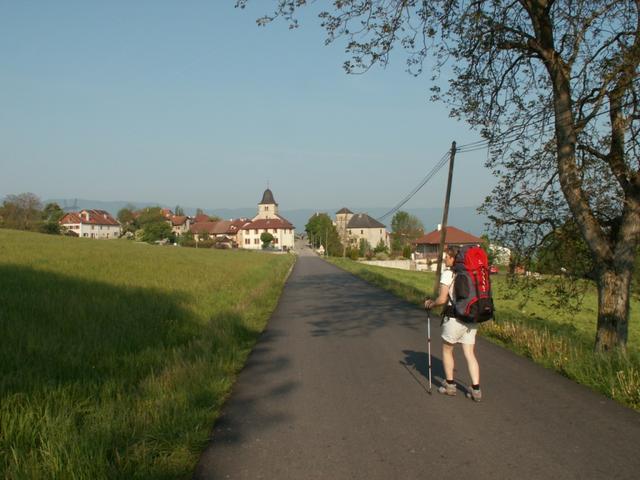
[452, 246, 494, 323]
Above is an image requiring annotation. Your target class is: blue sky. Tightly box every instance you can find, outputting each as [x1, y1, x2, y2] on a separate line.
[1, 0, 495, 211]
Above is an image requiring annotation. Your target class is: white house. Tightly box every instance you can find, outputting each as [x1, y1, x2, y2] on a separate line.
[239, 189, 295, 250]
[169, 215, 191, 236]
[334, 207, 389, 250]
[59, 209, 121, 239]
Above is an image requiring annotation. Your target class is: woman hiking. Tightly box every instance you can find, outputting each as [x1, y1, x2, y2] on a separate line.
[424, 247, 482, 402]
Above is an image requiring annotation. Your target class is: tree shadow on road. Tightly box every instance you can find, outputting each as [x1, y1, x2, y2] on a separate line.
[285, 268, 426, 338]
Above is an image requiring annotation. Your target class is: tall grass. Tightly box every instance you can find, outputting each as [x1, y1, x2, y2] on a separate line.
[0, 229, 295, 479]
[327, 257, 640, 411]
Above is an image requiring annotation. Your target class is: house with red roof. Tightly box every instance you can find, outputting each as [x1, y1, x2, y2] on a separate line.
[192, 214, 211, 224]
[59, 209, 121, 239]
[168, 215, 190, 236]
[238, 189, 295, 250]
[189, 218, 250, 246]
[413, 225, 482, 259]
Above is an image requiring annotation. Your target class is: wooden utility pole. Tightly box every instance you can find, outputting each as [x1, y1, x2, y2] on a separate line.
[433, 141, 457, 297]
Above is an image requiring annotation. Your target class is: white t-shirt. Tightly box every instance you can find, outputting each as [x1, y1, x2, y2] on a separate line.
[440, 268, 455, 304]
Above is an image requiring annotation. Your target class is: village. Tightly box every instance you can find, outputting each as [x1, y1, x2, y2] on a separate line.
[54, 187, 505, 270]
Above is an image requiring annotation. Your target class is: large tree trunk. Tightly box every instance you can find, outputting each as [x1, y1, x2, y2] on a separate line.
[595, 267, 632, 352]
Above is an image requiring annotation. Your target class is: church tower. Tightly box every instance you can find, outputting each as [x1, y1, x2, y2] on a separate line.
[256, 188, 279, 220]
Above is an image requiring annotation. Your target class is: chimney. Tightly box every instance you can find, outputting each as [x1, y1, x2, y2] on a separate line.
[437, 224, 442, 231]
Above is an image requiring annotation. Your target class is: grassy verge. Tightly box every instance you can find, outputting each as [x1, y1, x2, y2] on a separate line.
[327, 257, 640, 411]
[0, 229, 296, 479]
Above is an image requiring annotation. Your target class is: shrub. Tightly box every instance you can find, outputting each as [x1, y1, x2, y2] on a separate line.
[373, 239, 388, 254]
[345, 247, 359, 260]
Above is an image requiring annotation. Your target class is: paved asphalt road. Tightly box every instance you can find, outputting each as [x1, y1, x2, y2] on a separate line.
[194, 245, 640, 479]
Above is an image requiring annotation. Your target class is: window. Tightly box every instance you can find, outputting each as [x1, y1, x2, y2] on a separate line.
[254, 229, 258, 234]
[254, 238, 259, 244]
[245, 238, 250, 245]
[274, 238, 278, 244]
[348, 230, 352, 234]
[361, 230, 364, 234]
[273, 228, 278, 233]
[265, 206, 269, 211]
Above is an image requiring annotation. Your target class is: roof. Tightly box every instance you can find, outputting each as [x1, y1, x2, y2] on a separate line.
[413, 226, 482, 245]
[190, 219, 250, 235]
[192, 214, 210, 224]
[242, 217, 294, 230]
[59, 210, 119, 226]
[260, 188, 277, 205]
[170, 215, 188, 226]
[190, 221, 220, 234]
[336, 207, 353, 214]
[346, 213, 386, 229]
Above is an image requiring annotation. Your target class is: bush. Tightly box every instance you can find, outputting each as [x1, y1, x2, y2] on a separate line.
[373, 239, 388, 254]
[345, 247, 359, 260]
[197, 239, 216, 249]
[358, 238, 371, 258]
[260, 232, 274, 248]
[375, 252, 389, 260]
[39, 222, 60, 235]
[402, 244, 412, 259]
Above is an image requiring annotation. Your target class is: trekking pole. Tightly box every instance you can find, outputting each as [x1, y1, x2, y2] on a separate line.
[426, 308, 433, 394]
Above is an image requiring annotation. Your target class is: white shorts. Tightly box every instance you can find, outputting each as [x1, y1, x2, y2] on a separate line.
[441, 317, 478, 345]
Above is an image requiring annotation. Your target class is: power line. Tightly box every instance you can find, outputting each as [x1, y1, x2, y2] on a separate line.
[377, 101, 638, 225]
[376, 149, 451, 222]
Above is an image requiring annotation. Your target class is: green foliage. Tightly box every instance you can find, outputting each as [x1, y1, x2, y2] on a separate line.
[373, 238, 388, 254]
[305, 213, 343, 256]
[179, 231, 197, 248]
[480, 234, 497, 265]
[260, 232, 274, 248]
[42, 202, 64, 223]
[390, 211, 423, 253]
[402, 244, 413, 259]
[358, 238, 371, 257]
[196, 238, 217, 249]
[345, 247, 359, 260]
[117, 205, 136, 235]
[39, 221, 61, 235]
[174, 205, 185, 216]
[0, 192, 43, 231]
[535, 221, 593, 278]
[0, 229, 295, 478]
[141, 221, 172, 243]
[136, 207, 172, 243]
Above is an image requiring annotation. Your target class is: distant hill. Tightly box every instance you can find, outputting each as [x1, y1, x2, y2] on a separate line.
[42, 199, 489, 236]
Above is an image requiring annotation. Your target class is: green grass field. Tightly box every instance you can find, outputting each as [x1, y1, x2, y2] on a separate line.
[328, 258, 640, 410]
[0, 229, 296, 479]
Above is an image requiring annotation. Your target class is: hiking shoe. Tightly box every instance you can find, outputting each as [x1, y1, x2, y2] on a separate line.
[438, 381, 456, 396]
[468, 387, 482, 402]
